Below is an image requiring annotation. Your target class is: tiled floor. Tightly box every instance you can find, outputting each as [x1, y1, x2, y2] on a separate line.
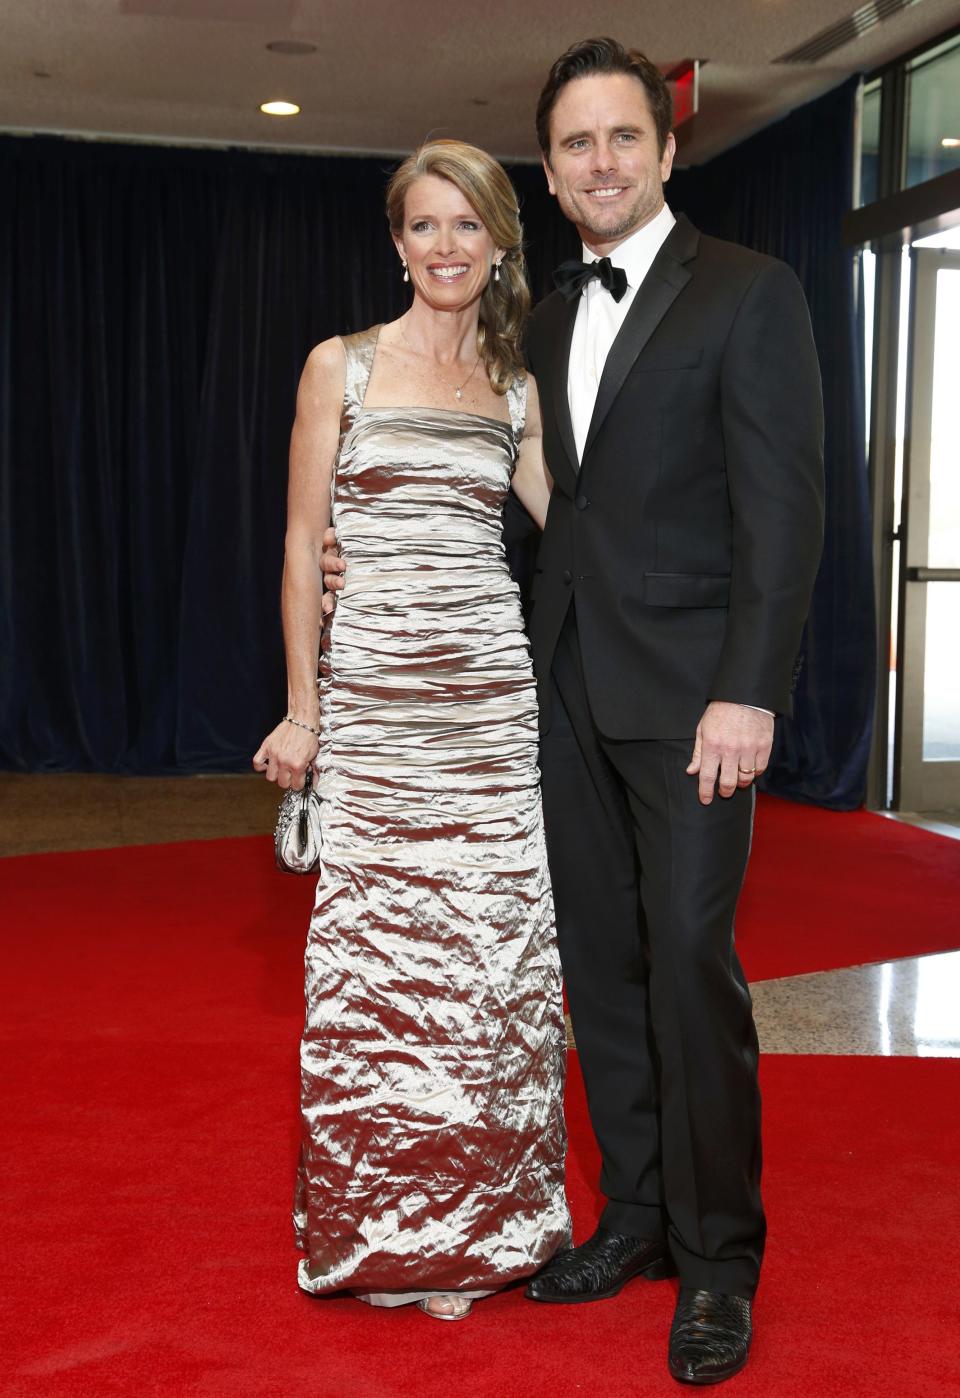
[4, 775, 959, 1061]
[752, 951, 960, 1056]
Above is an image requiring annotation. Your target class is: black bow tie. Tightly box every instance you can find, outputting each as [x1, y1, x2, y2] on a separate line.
[553, 256, 628, 303]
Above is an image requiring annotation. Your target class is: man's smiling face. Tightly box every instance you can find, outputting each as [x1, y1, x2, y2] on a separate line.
[543, 72, 675, 256]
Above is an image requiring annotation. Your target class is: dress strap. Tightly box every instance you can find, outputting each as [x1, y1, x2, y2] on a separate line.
[338, 325, 382, 418]
[506, 373, 528, 442]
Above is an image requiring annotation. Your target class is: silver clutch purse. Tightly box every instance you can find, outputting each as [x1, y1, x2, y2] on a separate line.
[274, 766, 323, 874]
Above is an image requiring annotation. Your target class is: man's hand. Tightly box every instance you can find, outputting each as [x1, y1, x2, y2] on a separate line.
[320, 525, 345, 618]
[686, 702, 774, 805]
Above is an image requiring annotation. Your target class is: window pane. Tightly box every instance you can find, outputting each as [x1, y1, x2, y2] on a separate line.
[906, 38, 960, 190]
[859, 81, 881, 206]
[927, 266, 960, 571]
[922, 266, 960, 763]
[923, 584, 960, 761]
[861, 248, 875, 450]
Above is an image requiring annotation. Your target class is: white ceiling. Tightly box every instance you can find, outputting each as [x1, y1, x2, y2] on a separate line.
[2, 0, 959, 166]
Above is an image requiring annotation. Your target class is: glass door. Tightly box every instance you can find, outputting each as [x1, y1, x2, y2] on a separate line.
[897, 247, 960, 809]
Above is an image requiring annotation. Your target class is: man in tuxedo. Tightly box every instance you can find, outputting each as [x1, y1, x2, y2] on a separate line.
[513, 37, 824, 1386]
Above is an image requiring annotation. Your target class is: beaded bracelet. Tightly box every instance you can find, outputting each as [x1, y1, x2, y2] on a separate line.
[284, 714, 322, 740]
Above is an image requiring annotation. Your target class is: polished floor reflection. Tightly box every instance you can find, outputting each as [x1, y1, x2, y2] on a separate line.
[752, 950, 960, 1056]
[564, 950, 960, 1057]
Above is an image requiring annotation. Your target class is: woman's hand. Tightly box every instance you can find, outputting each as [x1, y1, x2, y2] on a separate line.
[253, 719, 319, 790]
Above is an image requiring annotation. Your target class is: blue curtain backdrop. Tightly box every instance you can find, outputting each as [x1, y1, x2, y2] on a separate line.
[0, 138, 571, 774]
[0, 83, 873, 806]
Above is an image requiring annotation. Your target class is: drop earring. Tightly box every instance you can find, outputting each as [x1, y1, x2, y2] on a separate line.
[402, 261, 409, 283]
[494, 257, 502, 282]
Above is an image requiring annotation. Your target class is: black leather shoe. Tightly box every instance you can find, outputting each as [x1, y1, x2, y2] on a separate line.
[524, 1227, 672, 1303]
[668, 1288, 752, 1385]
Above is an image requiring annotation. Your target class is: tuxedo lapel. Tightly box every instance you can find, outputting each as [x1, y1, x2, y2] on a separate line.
[582, 215, 699, 462]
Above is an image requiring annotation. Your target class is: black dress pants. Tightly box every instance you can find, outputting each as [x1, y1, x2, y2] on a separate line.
[539, 608, 765, 1299]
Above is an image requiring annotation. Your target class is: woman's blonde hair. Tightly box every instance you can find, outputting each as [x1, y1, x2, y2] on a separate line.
[386, 140, 529, 395]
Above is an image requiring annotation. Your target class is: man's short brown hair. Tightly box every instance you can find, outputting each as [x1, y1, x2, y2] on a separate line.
[536, 38, 674, 161]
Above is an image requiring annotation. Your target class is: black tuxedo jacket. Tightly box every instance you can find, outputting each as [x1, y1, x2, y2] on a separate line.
[524, 213, 825, 738]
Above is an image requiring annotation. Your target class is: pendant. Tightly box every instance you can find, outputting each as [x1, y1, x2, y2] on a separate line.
[455, 387, 462, 400]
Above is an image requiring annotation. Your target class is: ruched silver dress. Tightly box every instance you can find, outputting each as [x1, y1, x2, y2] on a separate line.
[293, 326, 570, 1302]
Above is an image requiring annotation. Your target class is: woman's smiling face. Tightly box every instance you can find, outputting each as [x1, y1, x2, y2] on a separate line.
[394, 174, 500, 311]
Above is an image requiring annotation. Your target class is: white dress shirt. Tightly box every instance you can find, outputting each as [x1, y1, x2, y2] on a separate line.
[567, 202, 676, 463]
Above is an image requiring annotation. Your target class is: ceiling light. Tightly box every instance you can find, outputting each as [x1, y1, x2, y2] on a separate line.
[260, 100, 300, 117]
[942, 137, 960, 148]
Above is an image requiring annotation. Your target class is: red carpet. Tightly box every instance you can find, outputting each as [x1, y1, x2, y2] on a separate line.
[2, 796, 958, 1002]
[2, 1039, 958, 1397]
[2, 802, 959, 1395]
[736, 797, 960, 978]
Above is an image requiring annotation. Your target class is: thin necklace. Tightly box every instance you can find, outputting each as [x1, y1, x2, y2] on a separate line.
[451, 355, 481, 401]
[401, 325, 482, 401]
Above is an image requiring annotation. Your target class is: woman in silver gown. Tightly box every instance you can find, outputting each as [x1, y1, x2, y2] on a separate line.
[254, 140, 570, 1320]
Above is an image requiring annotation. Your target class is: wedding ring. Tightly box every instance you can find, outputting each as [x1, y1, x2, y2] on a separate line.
[738, 765, 756, 774]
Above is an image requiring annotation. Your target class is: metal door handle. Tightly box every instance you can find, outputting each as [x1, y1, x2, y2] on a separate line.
[905, 567, 960, 582]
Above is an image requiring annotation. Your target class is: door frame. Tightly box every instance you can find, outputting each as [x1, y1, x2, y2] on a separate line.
[894, 248, 960, 809]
